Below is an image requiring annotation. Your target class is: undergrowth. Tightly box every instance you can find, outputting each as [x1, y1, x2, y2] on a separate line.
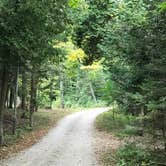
[95, 109, 166, 166]
[95, 110, 138, 138]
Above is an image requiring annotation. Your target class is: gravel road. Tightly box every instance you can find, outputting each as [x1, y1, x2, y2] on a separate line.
[0, 108, 108, 166]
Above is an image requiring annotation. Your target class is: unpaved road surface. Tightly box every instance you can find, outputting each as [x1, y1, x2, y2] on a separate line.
[0, 108, 108, 166]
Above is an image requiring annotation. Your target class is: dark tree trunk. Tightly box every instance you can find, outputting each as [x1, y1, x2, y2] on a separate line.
[161, 112, 166, 151]
[0, 65, 9, 146]
[29, 68, 38, 127]
[9, 88, 14, 109]
[21, 69, 27, 118]
[49, 80, 53, 110]
[29, 72, 35, 127]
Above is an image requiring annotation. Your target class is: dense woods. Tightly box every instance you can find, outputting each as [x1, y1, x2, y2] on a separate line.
[0, 0, 106, 146]
[74, 1, 166, 164]
[0, 0, 166, 165]
[0, 0, 68, 145]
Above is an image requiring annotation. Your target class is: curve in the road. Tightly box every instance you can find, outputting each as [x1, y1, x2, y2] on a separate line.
[0, 108, 108, 166]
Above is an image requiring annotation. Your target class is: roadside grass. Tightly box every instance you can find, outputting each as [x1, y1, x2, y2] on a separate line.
[102, 143, 166, 166]
[95, 109, 137, 138]
[1, 108, 75, 159]
[95, 109, 166, 166]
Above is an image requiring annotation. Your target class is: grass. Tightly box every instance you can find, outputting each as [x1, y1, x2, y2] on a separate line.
[95, 109, 166, 166]
[101, 144, 166, 166]
[116, 144, 153, 166]
[111, 143, 166, 166]
[95, 109, 137, 138]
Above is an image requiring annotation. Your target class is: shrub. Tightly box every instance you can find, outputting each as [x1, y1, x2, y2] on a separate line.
[124, 125, 143, 136]
[116, 144, 155, 166]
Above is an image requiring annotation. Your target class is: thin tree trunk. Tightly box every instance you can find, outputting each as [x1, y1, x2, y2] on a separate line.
[5, 85, 10, 108]
[0, 65, 9, 146]
[21, 69, 27, 118]
[29, 68, 38, 127]
[162, 113, 166, 151]
[29, 72, 34, 128]
[76, 76, 81, 97]
[112, 101, 116, 120]
[9, 88, 14, 109]
[12, 65, 19, 134]
[59, 63, 64, 109]
[49, 80, 53, 109]
[89, 81, 97, 103]
[34, 85, 38, 112]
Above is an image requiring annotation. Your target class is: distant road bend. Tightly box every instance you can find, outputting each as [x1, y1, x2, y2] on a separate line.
[0, 108, 108, 166]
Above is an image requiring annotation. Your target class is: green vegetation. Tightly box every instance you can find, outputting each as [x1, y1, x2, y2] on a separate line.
[101, 144, 153, 166]
[96, 109, 166, 165]
[96, 111, 132, 133]
[117, 144, 152, 166]
[102, 143, 166, 166]
[0, 0, 166, 164]
[73, 0, 166, 165]
[0, 0, 107, 146]
[95, 110, 142, 138]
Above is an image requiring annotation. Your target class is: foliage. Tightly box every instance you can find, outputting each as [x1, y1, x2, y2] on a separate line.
[52, 39, 108, 108]
[116, 144, 155, 166]
[72, 0, 166, 152]
[95, 110, 136, 137]
[0, 0, 69, 145]
[0, 1, 166, 164]
[71, 0, 166, 113]
[68, 48, 86, 62]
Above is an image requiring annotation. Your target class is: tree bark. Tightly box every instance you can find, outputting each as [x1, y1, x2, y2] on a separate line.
[59, 63, 64, 109]
[21, 69, 27, 118]
[9, 88, 14, 109]
[5, 85, 10, 108]
[29, 68, 38, 127]
[49, 80, 53, 109]
[0, 65, 9, 146]
[12, 65, 19, 134]
[89, 81, 97, 103]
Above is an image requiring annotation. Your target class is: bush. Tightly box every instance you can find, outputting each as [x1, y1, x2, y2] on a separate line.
[116, 144, 155, 166]
[124, 125, 143, 136]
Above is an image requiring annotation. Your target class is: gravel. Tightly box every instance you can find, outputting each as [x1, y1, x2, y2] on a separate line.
[0, 108, 108, 166]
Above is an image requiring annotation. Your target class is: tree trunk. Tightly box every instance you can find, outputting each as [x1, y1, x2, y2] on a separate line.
[9, 88, 14, 109]
[29, 72, 35, 128]
[5, 85, 10, 108]
[162, 113, 166, 151]
[76, 76, 81, 98]
[89, 81, 97, 103]
[29, 69, 38, 127]
[0, 65, 9, 146]
[59, 63, 64, 109]
[21, 69, 27, 118]
[49, 80, 53, 109]
[12, 65, 19, 134]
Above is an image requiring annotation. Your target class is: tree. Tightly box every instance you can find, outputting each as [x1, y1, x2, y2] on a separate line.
[0, 0, 68, 145]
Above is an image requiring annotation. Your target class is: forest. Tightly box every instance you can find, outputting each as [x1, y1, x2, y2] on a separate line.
[0, 0, 166, 165]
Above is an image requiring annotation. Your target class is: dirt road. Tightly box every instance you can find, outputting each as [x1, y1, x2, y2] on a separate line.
[0, 108, 108, 166]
